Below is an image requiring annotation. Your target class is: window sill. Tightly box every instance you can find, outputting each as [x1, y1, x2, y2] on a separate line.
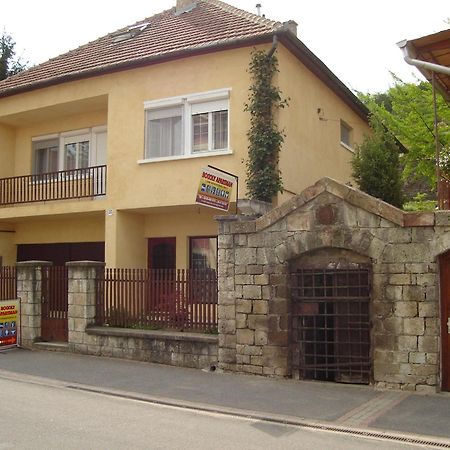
[340, 142, 354, 153]
[137, 149, 233, 165]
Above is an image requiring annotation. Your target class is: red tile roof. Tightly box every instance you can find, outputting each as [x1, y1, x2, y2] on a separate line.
[0, 0, 279, 97]
[0, 0, 368, 120]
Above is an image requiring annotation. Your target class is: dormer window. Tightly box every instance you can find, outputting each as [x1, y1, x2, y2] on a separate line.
[112, 23, 149, 43]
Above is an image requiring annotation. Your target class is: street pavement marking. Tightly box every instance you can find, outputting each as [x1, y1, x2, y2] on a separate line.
[336, 391, 410, 427]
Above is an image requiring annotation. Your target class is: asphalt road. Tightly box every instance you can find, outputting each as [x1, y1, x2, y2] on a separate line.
[1, 375, 434, 450]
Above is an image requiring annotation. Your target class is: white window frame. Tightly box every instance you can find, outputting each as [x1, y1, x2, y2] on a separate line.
[340, 120, 353, 152]
[140, 88, 232, 163]
[32, 126, 107, 175]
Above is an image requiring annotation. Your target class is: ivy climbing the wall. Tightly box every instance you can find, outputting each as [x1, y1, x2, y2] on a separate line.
[244, 49, 288, 202]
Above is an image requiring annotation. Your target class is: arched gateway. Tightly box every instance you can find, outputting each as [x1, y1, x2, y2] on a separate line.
[217, 178, 448, 392]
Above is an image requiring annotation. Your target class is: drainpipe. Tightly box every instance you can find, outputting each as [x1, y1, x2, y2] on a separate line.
[397, 39, 450, 77]
[267, 34, 278, 58]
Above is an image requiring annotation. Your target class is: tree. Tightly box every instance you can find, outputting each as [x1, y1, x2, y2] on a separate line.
[0, 31, 26, 81]
[244, 49, 287, 202]
[351, 115, 404, 208]
[359, 78, 450, 189]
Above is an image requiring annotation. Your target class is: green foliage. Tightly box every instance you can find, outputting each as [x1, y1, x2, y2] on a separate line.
[403, 192, 437, 211]
[351, 115, 404, 208]
[359, 77, 450, 188]
[0, 31, 26, 81]
[244, 49, 288, 202]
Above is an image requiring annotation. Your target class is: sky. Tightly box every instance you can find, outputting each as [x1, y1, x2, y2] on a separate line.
[1, 0, 449, 94]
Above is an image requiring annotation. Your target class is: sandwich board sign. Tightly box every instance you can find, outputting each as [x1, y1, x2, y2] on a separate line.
[0, 300, 20, 350]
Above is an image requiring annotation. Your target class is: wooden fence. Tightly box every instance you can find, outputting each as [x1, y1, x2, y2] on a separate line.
[0, 266, 17, 300]
[96, 268, 218, 332]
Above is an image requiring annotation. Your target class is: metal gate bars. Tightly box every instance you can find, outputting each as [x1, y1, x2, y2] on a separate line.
[291, 268, 371, 384]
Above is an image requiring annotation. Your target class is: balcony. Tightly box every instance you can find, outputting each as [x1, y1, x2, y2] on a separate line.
[0, 165, 107, 206]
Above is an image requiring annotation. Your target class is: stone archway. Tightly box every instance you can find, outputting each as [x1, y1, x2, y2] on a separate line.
[290, 248, 372, 384]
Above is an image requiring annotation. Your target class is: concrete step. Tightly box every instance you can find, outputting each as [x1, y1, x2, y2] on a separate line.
[32, 342, 69, 353]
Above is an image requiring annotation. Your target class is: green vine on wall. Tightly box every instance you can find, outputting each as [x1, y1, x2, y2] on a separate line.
[244, 49, 288, 202]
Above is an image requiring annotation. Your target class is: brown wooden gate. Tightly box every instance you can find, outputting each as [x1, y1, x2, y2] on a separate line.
[41, 266, 68, 342]
[439, 252, 450, 391]
[291, 268, 371, 384]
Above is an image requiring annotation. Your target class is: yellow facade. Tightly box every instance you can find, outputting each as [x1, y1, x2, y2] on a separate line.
[0, 42, 370, 269]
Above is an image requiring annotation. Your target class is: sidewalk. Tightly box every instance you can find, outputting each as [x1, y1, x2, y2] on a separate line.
[1, 347, 450, 445]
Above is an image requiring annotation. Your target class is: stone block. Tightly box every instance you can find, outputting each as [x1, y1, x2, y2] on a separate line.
[235, 275, 254, 285]
[250, 356, 263, 366]
[218, 348, 236, 364]
[236, 299, 252, 314]
[409, 352, 426, 364]
[373, 333, 396, 350]
[218, 305, 236, 320]
[394, 302, 417, 318]
[385, 285, 403, 301]
[243, 285, 262, 299]
[239, 345, 263, 356]
[418, 336, 438, 353]
[218, 319, 236, 334]
[382, 317, 404, 334]
[234, 234, 248, 247]
[418, 303, 437, 318]
[262, 345, 289, 368]
[235, 248, 257, 265]
[426, 353, 438, 364]
[254, 274, 269, 285]
[403, 285, 425, 302]
[287, 212, 313, 231]
[414, 273, 435, 286]
[247, 234, 267, 247]
[235, 313, 247, 329]
[247, 265, 263, 275]
[247, 314, 268, 331]
[403, 318, 425, 336]
[252, 300, 268, 315]
[218, 234, 233, 249]
[255, 330, 268, 345]
[268, 330, 288, 346]
[242, 364, 263, 375]
[269, 298, 289, 315]
[236, 329, 254, 345]
[236, 354, 251, 365]
[404, 212, 434, 227]
[425, 318, 440, 336]
[389, 274, 411, 285]
[397, 336, 418, 351]
[416, 385, 437, 394]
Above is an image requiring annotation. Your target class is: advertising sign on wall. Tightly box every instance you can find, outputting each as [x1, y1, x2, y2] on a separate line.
[195, 167, 235, 211]
[0, 300, 19, 350]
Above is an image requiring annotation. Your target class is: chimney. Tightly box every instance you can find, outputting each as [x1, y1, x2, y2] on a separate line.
[283, 20, 298, 37]
[176, 0, 197, 15]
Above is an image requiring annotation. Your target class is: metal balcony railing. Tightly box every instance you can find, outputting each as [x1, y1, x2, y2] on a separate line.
[0, 165, 107, 206]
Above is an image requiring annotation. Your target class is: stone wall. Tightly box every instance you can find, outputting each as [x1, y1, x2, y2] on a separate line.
[85, 327, 218, 369]
[217, 178, 448, 392]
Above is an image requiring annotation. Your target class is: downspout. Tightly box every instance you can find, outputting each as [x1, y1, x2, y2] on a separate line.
[267, 34, 278, 58]
[397, 39, 450, 208]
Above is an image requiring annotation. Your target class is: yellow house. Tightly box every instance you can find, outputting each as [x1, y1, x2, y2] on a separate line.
[0, 0, 370, 271]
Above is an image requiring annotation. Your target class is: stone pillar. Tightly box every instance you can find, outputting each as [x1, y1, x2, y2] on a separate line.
[66, 261, 105, 353]
[16, 261, 52, 348]
[216, 216, 239, 372]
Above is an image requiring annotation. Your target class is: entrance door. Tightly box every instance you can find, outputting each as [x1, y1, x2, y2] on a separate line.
[439, 252, 450, 391]
[41, 266, 68, 342]
[148, 238, 176, 269]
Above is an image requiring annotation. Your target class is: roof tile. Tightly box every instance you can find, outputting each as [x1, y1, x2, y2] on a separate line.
[0, 0, 280, 97]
